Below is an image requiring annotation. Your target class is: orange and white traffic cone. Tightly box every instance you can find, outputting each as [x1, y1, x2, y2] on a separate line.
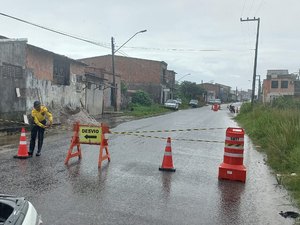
[159, 137, 176, 172]
[14, 127, 30, 159]
[218, 127, 246, 182]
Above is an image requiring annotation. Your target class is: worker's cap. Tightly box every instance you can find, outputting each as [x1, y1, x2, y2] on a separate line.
[33, 101, 41, 108]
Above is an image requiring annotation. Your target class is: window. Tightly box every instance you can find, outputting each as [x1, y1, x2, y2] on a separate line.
[271, 80, 278, 88]
[1, 63, 23, 79]
[53, 57, 70, 85]
[162, 69, 166, 83]
[87, 82, 92, 89]
[281, 80, 288, 88]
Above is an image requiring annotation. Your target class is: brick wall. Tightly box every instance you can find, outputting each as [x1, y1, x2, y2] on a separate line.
[81, 55, 164, 84]
[80, 55, 172, 103]
[26, 45, 53, 80]
[71, 62, 86, 77]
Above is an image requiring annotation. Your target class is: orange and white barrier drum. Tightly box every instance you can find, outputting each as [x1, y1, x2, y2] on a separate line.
[218, 127, 246, 182]
[212, 104, 219, 111]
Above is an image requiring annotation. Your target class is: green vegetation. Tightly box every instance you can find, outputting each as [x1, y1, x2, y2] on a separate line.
[121, 81, 128, 94]
[124, 89, 194, 117]
[124, 90, 166, 117]
[125, 103, 170, 117]
[121, 81, 206, 113]
[131, 90, 152, 106]
[179, 81, 205, 100]
[235, 97, 300, 207]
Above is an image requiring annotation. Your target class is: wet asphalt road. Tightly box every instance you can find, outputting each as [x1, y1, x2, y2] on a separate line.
[0, 105, 298, 225]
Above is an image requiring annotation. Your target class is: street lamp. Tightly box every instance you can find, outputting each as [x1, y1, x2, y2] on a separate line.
[111, 29, 147, 111]
[177, 73, 191, 83]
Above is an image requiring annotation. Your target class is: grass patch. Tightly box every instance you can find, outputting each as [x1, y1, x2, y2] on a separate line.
[123, 104, 173, 117]
[123, 102, 194, 118]
[236, 101, 300, 207]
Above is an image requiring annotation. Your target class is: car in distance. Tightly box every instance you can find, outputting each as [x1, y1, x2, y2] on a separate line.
[164, 99, 179, 110]
[175, 98, 182, 105]
[208, 99, 215, 104]
[0, 194, 43, 225]
[189, 99, 199, 108]
[214, 99, 221, 105]
[208, 99, 221, 105]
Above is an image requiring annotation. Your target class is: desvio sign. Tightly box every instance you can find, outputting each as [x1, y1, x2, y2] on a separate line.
[79, 125, 102, 144]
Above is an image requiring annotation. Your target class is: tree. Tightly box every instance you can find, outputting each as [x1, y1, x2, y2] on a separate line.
[121, 81, 128, 94]
[180, 81, 205, 100]
[131, 90, 152, 106]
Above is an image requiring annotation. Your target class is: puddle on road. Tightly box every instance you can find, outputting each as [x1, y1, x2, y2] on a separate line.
[0, 134, 19, 147]
[97, 115, 136, 128]
[0, 128, 66, 149]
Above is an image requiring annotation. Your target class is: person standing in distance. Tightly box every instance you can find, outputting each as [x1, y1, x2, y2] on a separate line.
[29, 101, 53, 157]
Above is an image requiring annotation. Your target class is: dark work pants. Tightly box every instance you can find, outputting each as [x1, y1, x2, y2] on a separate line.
[29, 120, 46, 154]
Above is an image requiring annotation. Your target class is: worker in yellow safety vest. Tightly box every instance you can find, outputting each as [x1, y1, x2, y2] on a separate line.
[29, 101, 53, 157]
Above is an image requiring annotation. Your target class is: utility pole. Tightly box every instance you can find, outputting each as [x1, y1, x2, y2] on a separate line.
[111, 30, 147, 111]
[111, 37, 116, 111]
[240, 17, 260, 105]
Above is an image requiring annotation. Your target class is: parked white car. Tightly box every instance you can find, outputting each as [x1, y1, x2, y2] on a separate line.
[189, 99, 199, 108]
[0, 194, 42, 225]
[175, 98, 182, 105]
[164, 99, 179, 110]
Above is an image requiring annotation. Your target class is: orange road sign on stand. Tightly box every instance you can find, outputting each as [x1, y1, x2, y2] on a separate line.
[79, 125, 102, 144]
[65, 122, 111, 169]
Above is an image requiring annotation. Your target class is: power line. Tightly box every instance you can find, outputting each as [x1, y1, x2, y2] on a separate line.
[241, 0, 247, 17]
[254, 0, 265, 15]
[121, 46, 221, 52]
[0, 12, 110, 49]
[249, 0, 256, 16]
[0, 12, 254, 56]
[0, 12, 222, 54]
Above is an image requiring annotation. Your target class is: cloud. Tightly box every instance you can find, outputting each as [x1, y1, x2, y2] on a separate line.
[0, 0, 299, 90]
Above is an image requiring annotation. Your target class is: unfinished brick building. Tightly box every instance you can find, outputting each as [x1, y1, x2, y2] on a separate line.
[80, 55, 176, 104]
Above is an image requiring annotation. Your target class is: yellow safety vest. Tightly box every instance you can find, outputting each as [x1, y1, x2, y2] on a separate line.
[31, 106, 53, 128]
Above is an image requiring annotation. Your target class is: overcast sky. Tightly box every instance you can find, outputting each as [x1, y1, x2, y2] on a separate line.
[1, 0, 300, 91]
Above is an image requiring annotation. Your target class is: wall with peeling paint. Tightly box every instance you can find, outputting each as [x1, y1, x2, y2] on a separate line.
[0, 39, 105, 123]
[25, 71, 85, 115]
[0, 39, 27, 120]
